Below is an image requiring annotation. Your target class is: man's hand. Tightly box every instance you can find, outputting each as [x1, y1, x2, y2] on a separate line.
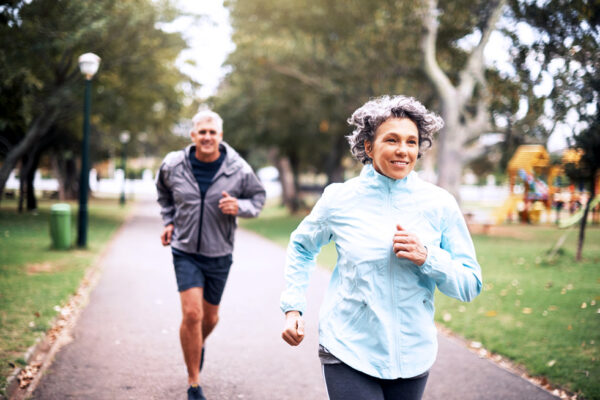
[282, 310, 305, 346]
[393, 224, 427, 266]
[161, 224, 174, 246]
[218, 191, 239, 215]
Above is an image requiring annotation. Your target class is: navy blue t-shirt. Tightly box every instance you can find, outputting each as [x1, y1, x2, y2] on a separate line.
[189, 146, 226, 194]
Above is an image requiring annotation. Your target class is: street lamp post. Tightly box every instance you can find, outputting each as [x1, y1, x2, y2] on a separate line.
[119, 131, 130, 205]
[77, 53, 101, 248]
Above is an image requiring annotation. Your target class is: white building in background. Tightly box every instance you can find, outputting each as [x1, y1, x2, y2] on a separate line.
[5, 166, 284, 201]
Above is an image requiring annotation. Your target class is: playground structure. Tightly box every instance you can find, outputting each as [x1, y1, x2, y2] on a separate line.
[494, 144, 598, 224]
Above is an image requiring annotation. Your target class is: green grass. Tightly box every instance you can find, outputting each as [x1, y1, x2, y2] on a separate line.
[0, 199, 130, 395]
[241, 204, 600, 400]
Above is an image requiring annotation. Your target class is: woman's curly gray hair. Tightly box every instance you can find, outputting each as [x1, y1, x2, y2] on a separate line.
[347, 95, 444, 164]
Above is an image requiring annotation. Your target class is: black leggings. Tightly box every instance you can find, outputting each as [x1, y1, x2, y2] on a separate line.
[323, 363, 428, 400]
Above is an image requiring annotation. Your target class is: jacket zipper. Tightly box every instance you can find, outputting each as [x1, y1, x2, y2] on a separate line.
[197, 190, 206, 253]
[388, 184, 401, 374]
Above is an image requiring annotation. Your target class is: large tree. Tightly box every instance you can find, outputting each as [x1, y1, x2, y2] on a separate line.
[0, 0, 189, 206]
[219, 0, 584, 208]
[421, 0, 506, 200]
[219, 0, 432, 210]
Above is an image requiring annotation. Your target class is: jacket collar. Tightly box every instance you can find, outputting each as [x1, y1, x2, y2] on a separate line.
[360, 163, 417, 191]
[183, 141, 242, 176]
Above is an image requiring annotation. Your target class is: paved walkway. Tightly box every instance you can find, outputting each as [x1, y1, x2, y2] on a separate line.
[33, 201, 558, 400]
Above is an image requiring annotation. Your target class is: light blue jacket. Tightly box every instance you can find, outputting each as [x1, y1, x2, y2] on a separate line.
[280, 164, 482, 379]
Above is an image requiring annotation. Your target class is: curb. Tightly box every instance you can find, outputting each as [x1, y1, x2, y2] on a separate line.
[435, 324, 576, 400]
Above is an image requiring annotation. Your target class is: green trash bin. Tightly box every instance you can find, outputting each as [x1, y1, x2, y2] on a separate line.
[50, 203, 72, 250]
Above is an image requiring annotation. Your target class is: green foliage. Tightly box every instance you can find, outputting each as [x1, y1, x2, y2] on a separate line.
[217, 0, 439, 182]
[564, 119, 600, 187]
[218, 0, 579, 184]
[509, 0, 599, 132]
[241, 205, 600, 399]
[0, 0, 191, 197]
[0, 199, 129, 394]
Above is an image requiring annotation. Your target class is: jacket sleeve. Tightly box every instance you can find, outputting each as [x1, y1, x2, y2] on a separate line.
[420, 196, 482, 302]
[155, 162, 175, 227]
[236, 166, 266, 218]
[280, 185, 335, 315]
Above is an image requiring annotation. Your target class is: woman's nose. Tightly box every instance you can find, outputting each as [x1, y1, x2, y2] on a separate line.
[395, 143, 407, 154]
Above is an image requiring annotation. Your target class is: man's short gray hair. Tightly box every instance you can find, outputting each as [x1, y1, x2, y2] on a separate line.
[346, 95, 444, 164]
[192, 109, 223, 132]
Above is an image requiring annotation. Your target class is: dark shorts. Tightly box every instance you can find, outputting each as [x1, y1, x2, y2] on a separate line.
[171, 248, 233, 305]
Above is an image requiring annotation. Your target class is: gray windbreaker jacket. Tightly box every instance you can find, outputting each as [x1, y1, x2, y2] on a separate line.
[156, 142, 266, 257]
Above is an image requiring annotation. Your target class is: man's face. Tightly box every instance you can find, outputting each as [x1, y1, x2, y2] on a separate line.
[190, 119, 223, 162]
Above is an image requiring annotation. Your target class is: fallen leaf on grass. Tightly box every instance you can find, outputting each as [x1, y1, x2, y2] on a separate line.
[580, 302, 587, 309]
[522, 307, 532, 314]
[485, 310, 498, 317]
[547, 360, 556, 367]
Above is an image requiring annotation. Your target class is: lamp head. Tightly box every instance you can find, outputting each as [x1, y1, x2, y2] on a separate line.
[78, 53, 101, 80]
[120, 131, 131, 144]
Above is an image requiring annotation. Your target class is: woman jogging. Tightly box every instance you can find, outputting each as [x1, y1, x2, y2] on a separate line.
[280, 95, 482, 400]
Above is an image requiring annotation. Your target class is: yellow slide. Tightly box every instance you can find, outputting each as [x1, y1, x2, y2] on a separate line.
[493, 194, 521, 224]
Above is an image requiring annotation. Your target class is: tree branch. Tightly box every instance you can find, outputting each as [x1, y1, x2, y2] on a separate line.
[263, 59, 340, 95]
[458, 0, 506, 102]
[421, 0, 456, 104]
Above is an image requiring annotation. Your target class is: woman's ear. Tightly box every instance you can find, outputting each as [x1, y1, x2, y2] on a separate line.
[364, 140, 372, 157]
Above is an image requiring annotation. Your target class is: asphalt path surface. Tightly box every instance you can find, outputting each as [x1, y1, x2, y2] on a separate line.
[33, 201, 558, 400]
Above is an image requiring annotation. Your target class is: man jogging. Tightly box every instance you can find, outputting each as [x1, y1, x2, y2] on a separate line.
[156, 109, 266, 400]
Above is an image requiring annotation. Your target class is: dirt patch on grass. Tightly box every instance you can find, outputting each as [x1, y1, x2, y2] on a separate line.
[468, 224, 536, 240]
[25, 262, 58, 275]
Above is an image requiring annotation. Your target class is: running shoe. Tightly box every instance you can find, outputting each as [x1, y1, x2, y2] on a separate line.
[187, 384, 206, 400]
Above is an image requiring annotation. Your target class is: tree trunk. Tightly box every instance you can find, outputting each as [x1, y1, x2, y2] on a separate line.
[325, 133, 347, 184]
[436, 106, 465, 201]
[576, 173, 596, 261]
[52, 151, 79, 200]
[420, 0, 504, 202]
[18, 159, 25, 213]
[0, 107, 58, 202]
[25, 150, 40, 211]
[274, 154, 299, 213]
[18, 152, 40, 212]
